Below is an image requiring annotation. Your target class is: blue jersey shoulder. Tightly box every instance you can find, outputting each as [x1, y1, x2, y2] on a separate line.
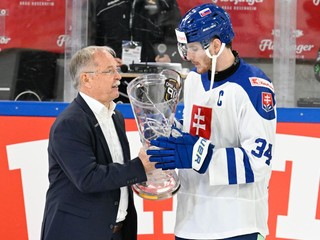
[229, 59, 276, 120]
[189, 61, 276, 120]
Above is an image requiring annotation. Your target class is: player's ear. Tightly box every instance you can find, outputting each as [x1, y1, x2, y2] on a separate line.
[212, 38, 222, 55]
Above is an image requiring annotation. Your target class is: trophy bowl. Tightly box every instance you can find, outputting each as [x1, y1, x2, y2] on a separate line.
[127, 69, 181, 200]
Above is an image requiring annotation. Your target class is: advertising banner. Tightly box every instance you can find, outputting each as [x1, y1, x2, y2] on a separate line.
[177, 0, 320, 60]
[0, 104, 320, 240]
[0, 0, 65, 53]
[1, 0, 319, 59]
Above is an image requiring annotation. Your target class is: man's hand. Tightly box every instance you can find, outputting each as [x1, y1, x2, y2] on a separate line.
[146, 133, 214, 174]
[138, 148, 156, 173]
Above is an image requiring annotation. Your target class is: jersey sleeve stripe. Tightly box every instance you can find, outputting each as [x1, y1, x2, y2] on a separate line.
[240, 147, 255, 183]
[226, 148, 237, 184]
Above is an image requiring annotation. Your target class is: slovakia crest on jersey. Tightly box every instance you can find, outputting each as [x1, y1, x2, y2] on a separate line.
[262, 92, 274, 112]
[189, 105, 212, 139]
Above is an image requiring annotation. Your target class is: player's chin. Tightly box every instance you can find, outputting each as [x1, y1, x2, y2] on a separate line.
[196, 64, 211, 74]
[196, 67, 206, 74]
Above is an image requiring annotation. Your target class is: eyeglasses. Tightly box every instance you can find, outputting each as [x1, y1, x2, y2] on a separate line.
[83, 67, 121, 76]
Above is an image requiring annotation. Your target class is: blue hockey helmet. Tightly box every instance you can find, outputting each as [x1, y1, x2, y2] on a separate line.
[175, 3, 235, 59]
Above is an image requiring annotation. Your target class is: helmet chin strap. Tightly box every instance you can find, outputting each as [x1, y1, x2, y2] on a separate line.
[205, 43, 225, 90]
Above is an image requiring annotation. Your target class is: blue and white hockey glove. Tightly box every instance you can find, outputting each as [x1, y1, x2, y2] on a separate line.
[171, 118, 184, 138]
[146, 133, 214, 174]
[173, 118, 183, 130]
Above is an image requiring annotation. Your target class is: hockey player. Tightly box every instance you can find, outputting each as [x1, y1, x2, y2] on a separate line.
[147, 3, 277, 240]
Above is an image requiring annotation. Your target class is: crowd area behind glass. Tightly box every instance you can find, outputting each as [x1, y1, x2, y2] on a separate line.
[0, 0, 319, 107]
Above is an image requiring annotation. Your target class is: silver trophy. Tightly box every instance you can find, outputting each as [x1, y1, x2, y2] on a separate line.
[127, 69, 181, 200]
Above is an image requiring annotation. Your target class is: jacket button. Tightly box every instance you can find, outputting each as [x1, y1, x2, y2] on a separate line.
[109, 224, 113, 230]
[114, 201, 119, 206]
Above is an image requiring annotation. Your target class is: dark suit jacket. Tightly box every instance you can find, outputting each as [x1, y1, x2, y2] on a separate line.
[41, 94, 147, 240]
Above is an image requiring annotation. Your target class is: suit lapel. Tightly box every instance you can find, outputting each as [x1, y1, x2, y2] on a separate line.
[94, 122, 113, 165]
[75, 94, 113, 165]
[112, 111, 130, 163]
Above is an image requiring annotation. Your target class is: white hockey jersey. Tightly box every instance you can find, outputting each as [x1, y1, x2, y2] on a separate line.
[175, 58, 277, 239]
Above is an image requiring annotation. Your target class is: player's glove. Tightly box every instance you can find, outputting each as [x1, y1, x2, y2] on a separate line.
[146, 132, 214, 174]
[173, 118, 183, 130]
[171, 118, 184, 138]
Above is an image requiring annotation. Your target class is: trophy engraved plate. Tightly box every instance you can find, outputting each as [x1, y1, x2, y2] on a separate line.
[127, 69, 181, 200]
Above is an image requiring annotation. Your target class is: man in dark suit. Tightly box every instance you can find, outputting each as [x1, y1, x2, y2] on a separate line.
[40, 46, 155, 240]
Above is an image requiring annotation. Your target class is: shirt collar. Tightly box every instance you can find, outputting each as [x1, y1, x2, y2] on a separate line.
[80, 92, 116, 118]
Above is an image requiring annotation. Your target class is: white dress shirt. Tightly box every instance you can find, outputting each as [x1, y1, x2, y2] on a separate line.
[80, 92, 128, 223]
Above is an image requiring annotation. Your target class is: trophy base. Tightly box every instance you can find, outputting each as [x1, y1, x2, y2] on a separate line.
[132, 169, 180, 200]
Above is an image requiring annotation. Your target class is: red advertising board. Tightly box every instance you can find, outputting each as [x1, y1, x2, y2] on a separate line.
[0, 0, 318, 59]
[296, 0, 320, 59]
[0, 0, 65, 53]
[177, 0, 320, 60]
[0, 112, 320, 239]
